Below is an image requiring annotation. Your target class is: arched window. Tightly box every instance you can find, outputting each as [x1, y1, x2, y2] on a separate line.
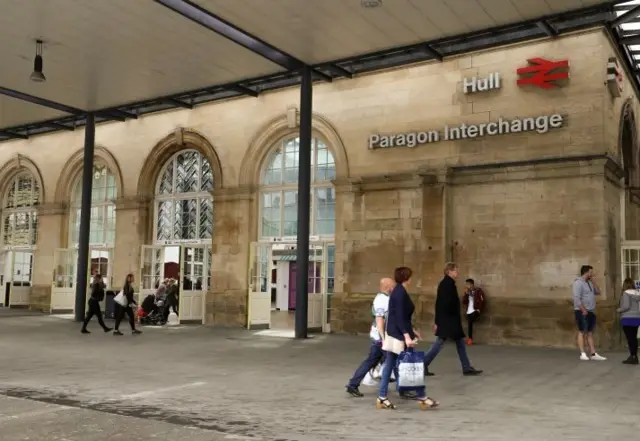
[260, 137, 336, 238]
[69, 164, 117, 246]
[155, 150, 213, 242]
[2, 173, 40, 247]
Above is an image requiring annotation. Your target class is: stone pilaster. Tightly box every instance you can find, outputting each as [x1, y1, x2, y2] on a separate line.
[209, 186, 253, 326]
[113, 197, 150, 289]
[330, 172, 446, 333]
[31, 202, 67, 311]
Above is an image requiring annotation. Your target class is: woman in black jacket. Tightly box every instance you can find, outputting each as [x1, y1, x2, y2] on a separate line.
[114, 273, 142, 336]
[81, 274, 112, 334]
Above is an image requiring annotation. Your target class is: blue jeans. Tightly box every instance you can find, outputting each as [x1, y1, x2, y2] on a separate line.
[423, 337, 472, 372]
[378, 351, 426, 399]
[347, 342, 385, 388]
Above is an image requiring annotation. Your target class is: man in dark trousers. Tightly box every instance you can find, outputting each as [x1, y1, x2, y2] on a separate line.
[81, 273, 113, 334]
[423, 262, 482, 376]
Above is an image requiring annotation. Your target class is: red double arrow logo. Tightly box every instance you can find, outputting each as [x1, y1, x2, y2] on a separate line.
[516, 58, 569, 89]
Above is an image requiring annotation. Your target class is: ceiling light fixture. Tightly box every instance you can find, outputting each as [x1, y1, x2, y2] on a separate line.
[361, 0, 383, 7]
[30, 40, 46, 83]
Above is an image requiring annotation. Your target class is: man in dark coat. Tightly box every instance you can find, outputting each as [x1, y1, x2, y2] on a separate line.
[423, 262, 482, 376]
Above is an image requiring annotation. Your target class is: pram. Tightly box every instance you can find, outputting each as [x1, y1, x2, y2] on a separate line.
[138, 295, 165, 326]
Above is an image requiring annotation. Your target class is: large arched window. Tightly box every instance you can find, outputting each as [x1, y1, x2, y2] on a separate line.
[69, 164, 117, 246]
[155, 150, 213, 242]
[260, 137, 336, 238]
[2, 173, 40, 247]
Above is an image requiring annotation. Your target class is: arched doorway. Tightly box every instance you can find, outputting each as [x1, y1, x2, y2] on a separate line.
[249, 136, 336, 332]
[140, 149, 214, 323]
[0, 172, 40, 307]
[52, 162, 118, 312]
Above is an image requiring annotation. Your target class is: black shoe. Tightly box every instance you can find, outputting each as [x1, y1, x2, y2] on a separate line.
[622, 356, 639, 365]
[81, 329, 90, 334]
[346, 386, 364, 397]
[463, 368, 483, 376]
[425, 369, 435, 377]
[132, 329, 142, 335]
[113, 330, 123, 336]
[103, 327, 113, 333]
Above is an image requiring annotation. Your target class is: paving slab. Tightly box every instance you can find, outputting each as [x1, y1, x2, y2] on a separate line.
[0, 313, 638, 441]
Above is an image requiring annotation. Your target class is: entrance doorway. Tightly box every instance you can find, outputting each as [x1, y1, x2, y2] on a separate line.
[51, 247, 113, 313]
[248, 240, 334, 333]
[140, 244, 210, 324]
[0, 249, 33, 308]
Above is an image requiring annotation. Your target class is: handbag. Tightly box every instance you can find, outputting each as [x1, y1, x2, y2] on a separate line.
[114, 291, 128, 307]
[397, 349, 425, 391]
[381, 312, 406, 354]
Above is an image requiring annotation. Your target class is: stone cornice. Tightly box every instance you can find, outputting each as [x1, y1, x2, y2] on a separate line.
[115, 196, 151, 211]
[213, 185, 255, 202]
[333, 172, 437, 193]
[37, 202, 66, 216]
[450, 154, 614, 186]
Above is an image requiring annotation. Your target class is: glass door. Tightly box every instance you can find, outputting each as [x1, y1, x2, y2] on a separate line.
[248, 242, 272, 329]
[307, 244, 323, 330]
[140, 245, 165, 305]
[180, 245, 207, 323]
[51, 248, 77, 312]
[8, 250, 33, 307]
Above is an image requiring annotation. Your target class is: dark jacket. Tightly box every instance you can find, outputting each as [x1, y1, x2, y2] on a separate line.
[462, 287, 486, 313]
[386, 283, 416, 341]
[166, 284, 179, 308]
[90, 282, 105, 302]
[435, 275, 465, 340]
[123, 282, 137, 306]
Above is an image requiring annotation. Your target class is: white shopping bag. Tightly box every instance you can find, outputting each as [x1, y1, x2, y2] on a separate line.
[397, 360, 424, 388]
[362, 372, 378, 387]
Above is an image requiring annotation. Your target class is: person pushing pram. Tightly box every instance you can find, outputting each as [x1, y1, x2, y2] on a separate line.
[138, 284, 167, 325]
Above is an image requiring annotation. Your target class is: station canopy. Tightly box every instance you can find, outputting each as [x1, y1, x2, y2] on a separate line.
[0, 0, 630, 143]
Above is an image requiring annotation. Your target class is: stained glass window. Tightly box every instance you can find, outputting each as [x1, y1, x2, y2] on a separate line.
[155, 150, 214, 242]
[2, 173, 40, 247]
[259, 138, 335, 238]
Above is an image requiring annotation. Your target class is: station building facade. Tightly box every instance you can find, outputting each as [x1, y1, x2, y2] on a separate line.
[0, 28, 638, 348]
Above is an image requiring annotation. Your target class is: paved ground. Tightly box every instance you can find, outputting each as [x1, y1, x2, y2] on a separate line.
[0, 312, 638, 441]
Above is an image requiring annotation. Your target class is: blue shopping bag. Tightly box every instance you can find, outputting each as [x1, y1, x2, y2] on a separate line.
[396, 349, 425, 392]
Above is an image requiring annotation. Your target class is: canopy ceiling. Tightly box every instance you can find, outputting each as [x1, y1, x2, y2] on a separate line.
[0, 0, 624, 142]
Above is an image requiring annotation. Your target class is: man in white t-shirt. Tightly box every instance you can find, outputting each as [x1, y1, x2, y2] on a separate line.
[346, 278, 394, 397]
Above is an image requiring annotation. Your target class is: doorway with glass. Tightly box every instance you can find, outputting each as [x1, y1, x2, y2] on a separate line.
[140, 243, 210, 324]
[142, 148, 215, 326]
[248, 239, 334, 333]
[0, 248, 34, 308]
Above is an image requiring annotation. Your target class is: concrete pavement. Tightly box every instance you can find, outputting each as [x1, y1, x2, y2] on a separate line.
[0, 312, 638, 440]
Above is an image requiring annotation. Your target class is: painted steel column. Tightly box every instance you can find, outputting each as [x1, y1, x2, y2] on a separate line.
[294, 66, 313, 339]
[74, 113, 95, 321]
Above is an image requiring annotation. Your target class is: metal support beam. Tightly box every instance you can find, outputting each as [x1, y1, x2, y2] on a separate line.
[154, 0, 331, 81]
[228, 85, 259, 97]
[536, 20, 558, 37]
[100, 109, 137, 120]
[0, 86, 84, 115]
[44, 121, 75, 131]
[162, 97, 193, 109]
[74, 113, 95, 322]
[620, 34, 640, 45]
[155, 0, 303, 70]
[0, 130, 28, 140]
[294, 65, 312, 339]
[611, 5, 640, 27]
[325, 64, 353, 79]
[311, 70, 333, 82]
[423, 45, 443, 61]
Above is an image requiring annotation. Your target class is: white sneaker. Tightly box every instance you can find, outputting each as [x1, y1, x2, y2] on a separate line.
[580, 353, 590, 361]
[590, 353, 607, 361]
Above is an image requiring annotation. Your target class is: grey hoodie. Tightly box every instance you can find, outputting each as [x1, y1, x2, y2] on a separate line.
[618, 289, 640, 320]
[572, 277, 600, 312]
